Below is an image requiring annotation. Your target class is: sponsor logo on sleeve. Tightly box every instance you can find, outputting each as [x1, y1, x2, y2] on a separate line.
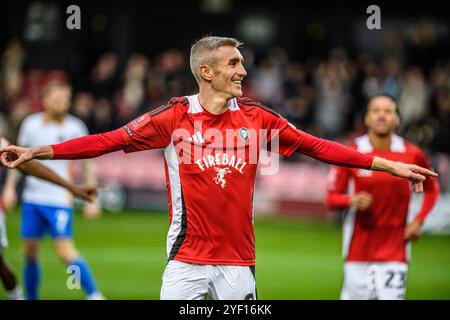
[123, 125, 134, 137]
[123, 113, 151, 137]
[131, 114, 150, 129]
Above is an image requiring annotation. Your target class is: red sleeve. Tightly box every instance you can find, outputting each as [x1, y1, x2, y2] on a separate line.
[270, 119, 304, 157]
[413, 148, 440, 223]
[326, 166, 353, 209]
[121, 98, 178, 152]
[51, 98, 182, 159]
[295, 132, 374, 169]
[258, 106, 304, 157]
[51, 129, 127, 159]
[258, 102, 373, 167]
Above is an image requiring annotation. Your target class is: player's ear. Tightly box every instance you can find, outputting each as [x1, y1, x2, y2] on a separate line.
[394, 114, 400, 128]
[364, 114, 369, 127]
[200, 64, 214, 82]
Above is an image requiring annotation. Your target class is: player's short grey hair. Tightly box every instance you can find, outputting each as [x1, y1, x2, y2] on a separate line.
[190, 36, 243, 83]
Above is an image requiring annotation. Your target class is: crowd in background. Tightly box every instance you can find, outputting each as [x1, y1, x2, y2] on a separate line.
[1, 37, 449, 192]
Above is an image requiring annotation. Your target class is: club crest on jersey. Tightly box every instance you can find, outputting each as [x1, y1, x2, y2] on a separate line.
[357, 169, 373, 177]
[239, 127, 250, 142]
[213, 167, 231, 188]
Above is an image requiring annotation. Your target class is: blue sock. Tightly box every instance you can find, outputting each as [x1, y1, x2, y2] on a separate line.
[68, 258, 98, 296]
[24, 258, 41, 300]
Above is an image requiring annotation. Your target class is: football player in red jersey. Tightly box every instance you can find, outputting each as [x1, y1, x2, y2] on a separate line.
[0, 135, 96, 299]
[0, 37, 437, 300]
[326, 94, 440, 300]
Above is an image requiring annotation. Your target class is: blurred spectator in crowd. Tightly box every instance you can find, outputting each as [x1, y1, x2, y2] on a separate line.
[146, 49, 193, 111]
[1, 39, 25, 109]
[115, 53, 149, 125]
[250, 48, 288, 112]
[93, 98, 114, 133]
[5, 98, 32, 143]
[90, 52, 118, 99]
[398, 66, 429, 129]
[71, 92, 95, 133]
[360, 54, 381, 101]
[282, 62, 315, 130]
[430, 88, 450, 153]
[380, 57, 401, 97]
[313, 48, 353, 138]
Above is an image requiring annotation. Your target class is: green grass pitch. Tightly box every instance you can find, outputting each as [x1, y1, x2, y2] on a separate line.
[1, 210, 450, 299]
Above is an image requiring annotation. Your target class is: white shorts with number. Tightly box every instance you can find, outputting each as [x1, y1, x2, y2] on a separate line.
[341, 262, 408, 300]
[0, 212, 8, 255]
[161, 260, 257, 300]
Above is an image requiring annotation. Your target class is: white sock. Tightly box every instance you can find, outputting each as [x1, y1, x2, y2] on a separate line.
[86, 292, 106, 300]
[6, 286, 24, 300]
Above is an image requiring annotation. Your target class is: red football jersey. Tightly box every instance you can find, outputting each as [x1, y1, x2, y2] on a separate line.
[326, 134, 439, 263]
[118, 95, 305, 266]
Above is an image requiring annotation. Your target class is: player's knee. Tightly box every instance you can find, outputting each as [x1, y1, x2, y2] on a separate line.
[55, 249, 78, 263]
[24, 242, 39, 259]
[54, 243, 78, 262]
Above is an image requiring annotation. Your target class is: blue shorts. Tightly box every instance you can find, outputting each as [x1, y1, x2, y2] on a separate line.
[21, 202, 73, 239]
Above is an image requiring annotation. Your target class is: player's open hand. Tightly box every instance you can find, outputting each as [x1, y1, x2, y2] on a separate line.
[84, 201, 102, 220]
[71, 185, 98, 203]
[0, 145, 34, 169]
[388, 161, 438, 193]
[350, 191, 372, 211]
[404, 219, 423, 242]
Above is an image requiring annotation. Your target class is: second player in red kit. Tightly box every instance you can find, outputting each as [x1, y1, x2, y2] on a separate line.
[327, 95, 440, 300]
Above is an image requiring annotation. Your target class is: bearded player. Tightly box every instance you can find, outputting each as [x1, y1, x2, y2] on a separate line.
[1, 135, 96, 299]
[0, 37, 437, 300]
[326, 94, 440, 300]
[2, 81, 104, 300]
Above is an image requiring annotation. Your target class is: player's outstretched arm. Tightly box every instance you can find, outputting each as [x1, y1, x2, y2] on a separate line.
[294, 132, 438, 193]
[19, 160, 98, 203]
[0, 145, 53, 168]
[1, 156, 97, 209]
[0, 128, 127, 169]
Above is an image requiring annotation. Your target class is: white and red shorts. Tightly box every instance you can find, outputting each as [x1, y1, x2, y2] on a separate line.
[161, 260, 257, 300]
[341, 262, 408, 300]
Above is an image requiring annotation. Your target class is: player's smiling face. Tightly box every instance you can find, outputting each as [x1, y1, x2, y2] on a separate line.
[210, 46, 247, 98]
[365, 96, 400, 136]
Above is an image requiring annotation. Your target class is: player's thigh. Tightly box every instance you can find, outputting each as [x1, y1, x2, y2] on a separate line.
[341, 262, 372, 300]
[43, 206, 74, 239]
[21, 203, 46, 240]
[377, 262, 408, 300]
[161, 260, 209, 300]
[0, 213, 8, 255]
[208, 265, 257, 300]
